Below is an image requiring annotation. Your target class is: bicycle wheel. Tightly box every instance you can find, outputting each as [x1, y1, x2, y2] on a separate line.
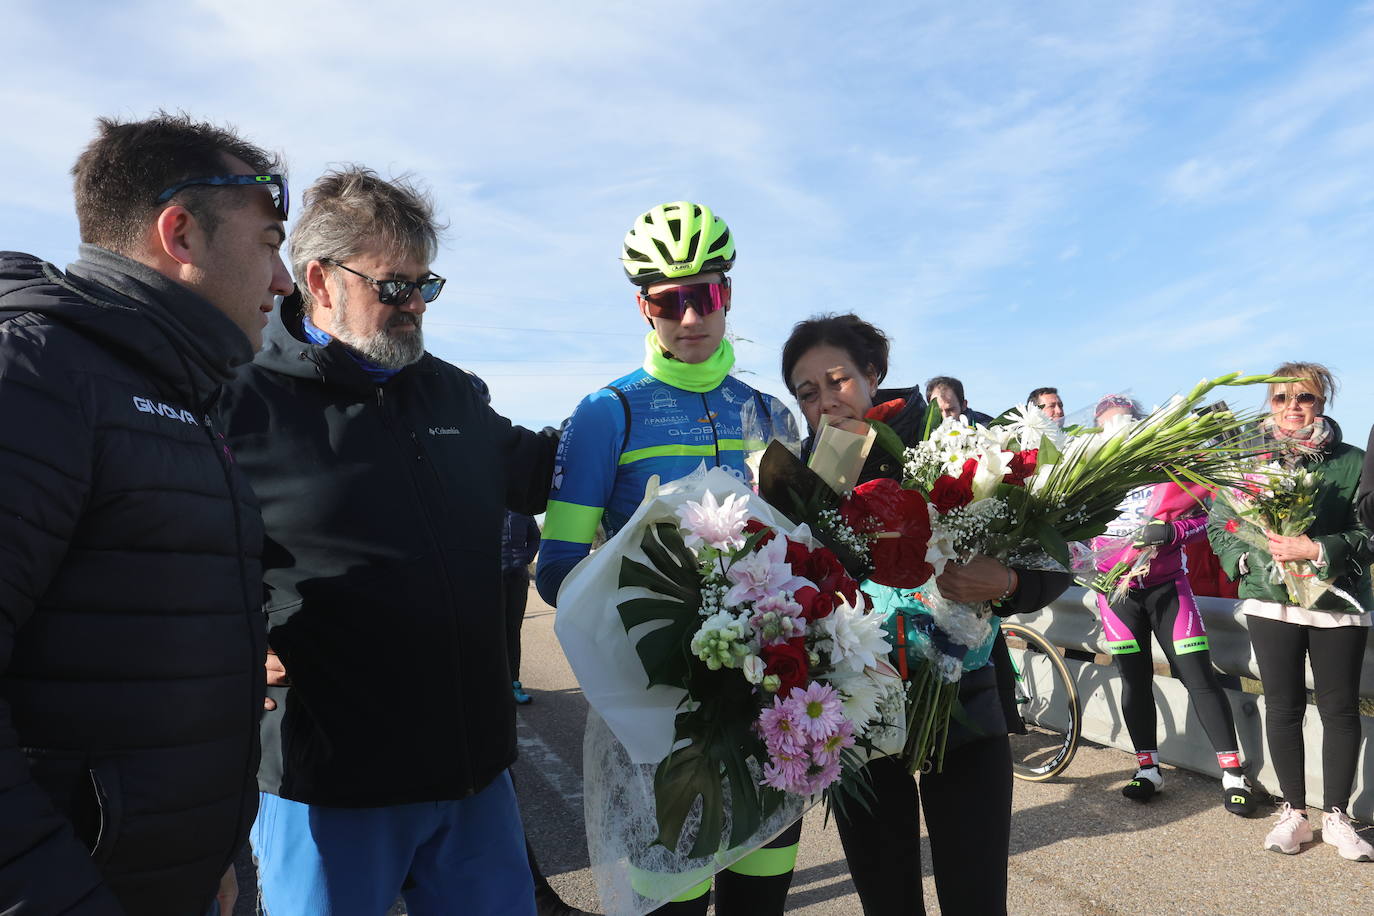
[1001, 621, 1081, 781]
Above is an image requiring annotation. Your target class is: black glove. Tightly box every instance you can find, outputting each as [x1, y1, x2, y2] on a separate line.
[1133, 519, 1176, 548]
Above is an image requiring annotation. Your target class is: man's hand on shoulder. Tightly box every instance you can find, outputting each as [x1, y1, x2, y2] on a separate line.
[263, 649, 288, 711]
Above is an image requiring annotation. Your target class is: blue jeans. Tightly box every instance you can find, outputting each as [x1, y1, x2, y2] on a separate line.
[251, 770, 535, 915]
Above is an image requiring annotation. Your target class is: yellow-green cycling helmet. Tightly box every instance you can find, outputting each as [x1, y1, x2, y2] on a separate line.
[622, 201, 735, 286]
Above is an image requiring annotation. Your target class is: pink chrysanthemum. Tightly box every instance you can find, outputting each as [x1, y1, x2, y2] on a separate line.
[810, 718, 856, 767]
[761, 751, 809, 793]
[757, 696, 806, 756]
[785, 682, 846, 741]
[804, 756, 844, 794]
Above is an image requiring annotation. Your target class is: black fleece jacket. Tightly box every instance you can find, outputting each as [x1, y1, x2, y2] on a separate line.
[217, 293, 557, 807]
[0, 248, 266, 916]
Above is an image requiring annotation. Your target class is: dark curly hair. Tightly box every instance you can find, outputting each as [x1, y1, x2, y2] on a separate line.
[780, 313, 890, 394]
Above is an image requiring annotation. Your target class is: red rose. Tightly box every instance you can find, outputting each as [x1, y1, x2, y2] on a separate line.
[840, 478, 934, 589]
[865, 398, 907, 423]
[1225, 518, 1240, 533]
[786, 541, 858, 603]
[929, 473, 973, 514]
[793, 585, 841, 622]
[761, 638, 809, 695]
[743, 519, 775, 546]
[1003, 449, 1038, 487]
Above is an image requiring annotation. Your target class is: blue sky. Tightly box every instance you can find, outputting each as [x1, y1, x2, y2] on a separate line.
[4, 1, 1372, 444]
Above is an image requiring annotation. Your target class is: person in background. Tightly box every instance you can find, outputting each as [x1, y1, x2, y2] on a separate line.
[784, 313, 1071, 916]
[1027, 386, 1066, 427]
[0, 112, 291, 915]
[218, 167, 558, 914]
[1091, 395, 1257, 816]
[504, 511, 542, 705]
[1207, 362, 1373, 862]
[926, 374, 993, 424]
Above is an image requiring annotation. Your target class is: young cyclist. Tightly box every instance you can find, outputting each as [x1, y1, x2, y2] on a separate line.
[536, 201, 799, 916]
[1092, 395, 1258, 816]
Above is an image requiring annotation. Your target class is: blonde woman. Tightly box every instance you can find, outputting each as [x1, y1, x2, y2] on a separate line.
[1207, 362, 1373, 861]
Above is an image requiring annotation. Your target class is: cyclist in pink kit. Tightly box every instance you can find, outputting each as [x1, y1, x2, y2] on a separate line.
[1091, 395, 1259, 816]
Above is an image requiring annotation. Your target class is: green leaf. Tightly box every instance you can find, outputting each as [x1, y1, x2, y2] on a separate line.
[720, 744, 764, 848]
[1037, 433, 1062, 466]
[1034, 519, 1072, 568]
[867, 418, 907, 461]
[617, 597, 695, 687]
[653, 741, 724, 855]
[620, 557, 695, 602]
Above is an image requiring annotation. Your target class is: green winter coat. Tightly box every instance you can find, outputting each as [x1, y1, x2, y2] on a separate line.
[1207, 435, 1373, 613]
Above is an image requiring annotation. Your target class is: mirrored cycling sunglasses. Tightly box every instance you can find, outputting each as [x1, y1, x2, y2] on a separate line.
[639, 278, 731, 321]
[155, 174, 290, 221]
[1270, 391, 1318, 406]
[324, 259, 446, 306]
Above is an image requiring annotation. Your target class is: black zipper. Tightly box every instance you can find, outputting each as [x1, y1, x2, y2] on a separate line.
[701, 392, 722, 466]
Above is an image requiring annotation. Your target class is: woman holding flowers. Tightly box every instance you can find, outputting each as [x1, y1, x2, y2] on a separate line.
[781, 313, 1071, 915]
[1207, 362, 1373, 861]
[1090, 395, 1257, 815]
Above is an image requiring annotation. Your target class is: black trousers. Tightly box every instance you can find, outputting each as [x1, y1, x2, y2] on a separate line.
[503, 568, 530, 682]
[1248, 614, 1368, 810]
[834, 736, 1013, 916]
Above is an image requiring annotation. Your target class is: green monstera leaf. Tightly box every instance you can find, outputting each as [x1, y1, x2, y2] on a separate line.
[618, 522, 702, 689]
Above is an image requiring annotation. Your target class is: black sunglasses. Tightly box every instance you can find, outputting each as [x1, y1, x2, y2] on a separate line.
[155, 174, 289, 221]
[324, 259, 446, 306]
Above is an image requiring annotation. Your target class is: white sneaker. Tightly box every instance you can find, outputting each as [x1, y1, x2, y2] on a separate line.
[1264, 803, 1313, 855]
[1322, 808, 1374, 862]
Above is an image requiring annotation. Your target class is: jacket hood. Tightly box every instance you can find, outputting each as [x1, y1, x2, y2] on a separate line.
[255, 287, 436, 388]
[0, 247, 253, 408]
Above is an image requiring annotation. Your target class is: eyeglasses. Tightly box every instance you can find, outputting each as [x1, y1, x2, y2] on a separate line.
[638, 278, 731, 320]
[1270, 391, 1318, 407]
[323, 259, 446, 306]
[155, 174, 289, 221]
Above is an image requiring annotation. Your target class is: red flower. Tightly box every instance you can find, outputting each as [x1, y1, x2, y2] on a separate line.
[761, 637, 809, 695]
[743, 518, 775, 546]
[865, 398, 907, 423]
[840, 478, 934, 589]
[785, 539, 859, 604]
[1225, 518, 1240, 533]
[1003, 449, 1038, 487]
[793, 585, 840, 622]
[929, 460, 977, 514]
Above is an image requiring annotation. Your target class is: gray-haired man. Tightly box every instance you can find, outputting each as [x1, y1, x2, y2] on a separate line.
[218, 167, 557, 914]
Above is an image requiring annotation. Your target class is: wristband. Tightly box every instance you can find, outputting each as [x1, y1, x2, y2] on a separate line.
[995, 566, 1017, 604]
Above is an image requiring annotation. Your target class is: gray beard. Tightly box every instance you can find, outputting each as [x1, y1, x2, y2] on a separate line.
[331, 293, 425, 370]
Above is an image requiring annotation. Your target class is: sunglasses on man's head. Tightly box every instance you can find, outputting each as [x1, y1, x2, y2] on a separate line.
[324, 259, 446, 306]
[639, 278, 730, 321]
[1271, 391, 1318, 407]
[155, 174, 290, 221]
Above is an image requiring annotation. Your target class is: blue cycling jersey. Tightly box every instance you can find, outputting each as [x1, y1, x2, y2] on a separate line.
[536, 366, 795, 605]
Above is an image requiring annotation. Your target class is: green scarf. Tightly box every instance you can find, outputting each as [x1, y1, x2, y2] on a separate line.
[642, 331, 735, 392]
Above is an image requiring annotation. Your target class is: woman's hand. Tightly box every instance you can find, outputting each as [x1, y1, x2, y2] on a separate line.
[1266, 532, 1320, 563]
[936, 556, 1018, 603]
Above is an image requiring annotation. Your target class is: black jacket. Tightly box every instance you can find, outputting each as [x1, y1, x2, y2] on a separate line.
[851, 385, 1070, 750]
[217, 294, 558, 807]
[0, 248, 267, 915]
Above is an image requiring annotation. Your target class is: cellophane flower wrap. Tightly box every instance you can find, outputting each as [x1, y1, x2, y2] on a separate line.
[554, 466, 905, 915]
[1212, 462, 1362, 611]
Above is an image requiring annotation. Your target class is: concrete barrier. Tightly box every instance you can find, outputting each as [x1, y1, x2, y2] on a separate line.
[1015, 586, 1374, 822]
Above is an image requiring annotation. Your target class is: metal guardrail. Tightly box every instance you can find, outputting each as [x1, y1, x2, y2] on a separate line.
[1014, 586, 1374, 822]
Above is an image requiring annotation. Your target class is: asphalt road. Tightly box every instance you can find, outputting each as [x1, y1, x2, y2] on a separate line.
[234, 585, 1374, 914]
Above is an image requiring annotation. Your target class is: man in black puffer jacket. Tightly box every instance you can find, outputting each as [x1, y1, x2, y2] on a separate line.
[218, 167, 559, 915]
[0, 114, 293, 915]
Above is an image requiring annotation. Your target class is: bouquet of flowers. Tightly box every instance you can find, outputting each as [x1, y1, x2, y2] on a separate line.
[1213, 462, 1359, 610]
[766, 373, 1285, 774]
[554, 466, 910, 913]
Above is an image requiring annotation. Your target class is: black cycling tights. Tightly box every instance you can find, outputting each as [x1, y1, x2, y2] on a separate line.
[1101, 578, 1240, 759]
[1248, 614, 1367, 811]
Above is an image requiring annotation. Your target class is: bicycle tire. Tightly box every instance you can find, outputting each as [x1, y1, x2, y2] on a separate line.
[1001, 621, 1081, 781]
